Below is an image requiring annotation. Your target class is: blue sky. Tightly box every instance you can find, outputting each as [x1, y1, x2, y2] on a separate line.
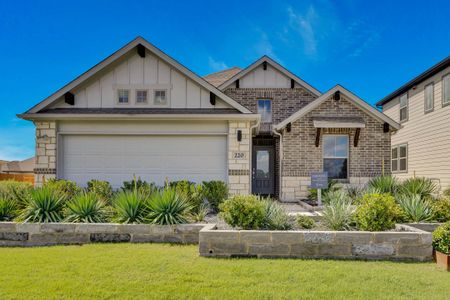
[1, 0, 450, 161]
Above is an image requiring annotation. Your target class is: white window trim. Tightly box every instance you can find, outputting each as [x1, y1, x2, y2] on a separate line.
[424, 82, 434, 113]
[135, 89, 149, 105]
[399, 93, 408, 122]
[257, 99, 272, 123]
[391, 144, 408, 173]
[443, 73, 450, 107]
[153, 89, 169, 107]
[322, 134, 349, 180]
[117, 89, 130, 105]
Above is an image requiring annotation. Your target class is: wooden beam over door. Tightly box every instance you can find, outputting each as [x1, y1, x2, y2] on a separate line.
[354, 128, 361, 147]
[315, 128, 321, 147]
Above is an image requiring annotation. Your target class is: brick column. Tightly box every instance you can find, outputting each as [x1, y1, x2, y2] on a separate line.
[227, 121, 251, 195]
[34, 121, 57, 186]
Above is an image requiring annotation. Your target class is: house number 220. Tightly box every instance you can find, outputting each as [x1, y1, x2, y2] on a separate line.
[233, 152, 246, 159]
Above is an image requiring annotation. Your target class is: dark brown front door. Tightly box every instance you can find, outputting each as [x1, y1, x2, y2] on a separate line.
[252, 146, 275, 195]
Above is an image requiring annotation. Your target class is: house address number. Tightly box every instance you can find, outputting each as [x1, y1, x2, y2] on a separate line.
[233, 152, 246, 159]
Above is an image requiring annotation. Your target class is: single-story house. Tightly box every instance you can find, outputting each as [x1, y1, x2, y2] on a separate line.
[19, 37, 399, 201]
[0, 157, 35, 174]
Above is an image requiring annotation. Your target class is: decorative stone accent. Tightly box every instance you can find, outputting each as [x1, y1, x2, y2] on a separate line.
[199, 225, 433, 261]
[34, 121, 57, 186]
[0, 223, 206, 247]
[228, 121, 251, 195]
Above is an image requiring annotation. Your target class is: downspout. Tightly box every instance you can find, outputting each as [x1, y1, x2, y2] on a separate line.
[249, 118, 261, 194]
[272, 126, 283, 201]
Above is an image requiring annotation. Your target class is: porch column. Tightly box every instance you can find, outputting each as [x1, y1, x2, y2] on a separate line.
[227, 121, 251, 195]
[34, 121, 57, 186]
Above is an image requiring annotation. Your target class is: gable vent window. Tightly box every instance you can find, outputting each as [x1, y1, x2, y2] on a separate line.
[399, 93, 408, 122]
[136, 90, 148, 104]
[424, 83, 434, 113]
[118, 89, 129, 104]
[154, 90, 167, 105]
[257, 99, 272, 123]
[443, 74, 450, 106]
[392, 144, 407, 173]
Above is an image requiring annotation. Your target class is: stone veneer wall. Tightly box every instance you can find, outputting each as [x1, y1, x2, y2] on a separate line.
[228, 121, 251, 195]
[281, 95, 391, 201]
[0, 222, 205, 246]
[34, 121, 57, 186]
[199, 224, 433, 261]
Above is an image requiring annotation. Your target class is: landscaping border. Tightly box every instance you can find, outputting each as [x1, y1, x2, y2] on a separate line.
[199, 224, 433, 261]
[0, 222, 206, 246]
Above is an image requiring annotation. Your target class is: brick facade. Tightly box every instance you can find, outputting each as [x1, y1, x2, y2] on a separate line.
[34, 121, 57, 186]
[281, 95, 391, 201]
[228, 121, 251, 195]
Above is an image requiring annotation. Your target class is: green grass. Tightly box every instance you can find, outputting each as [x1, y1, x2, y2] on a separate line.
[0, 244, 449, 299]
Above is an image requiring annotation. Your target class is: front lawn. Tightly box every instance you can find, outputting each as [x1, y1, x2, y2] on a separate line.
[0, 244, 448, 299]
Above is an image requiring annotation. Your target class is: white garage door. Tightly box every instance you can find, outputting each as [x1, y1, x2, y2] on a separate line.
[60, 135, 227, 188]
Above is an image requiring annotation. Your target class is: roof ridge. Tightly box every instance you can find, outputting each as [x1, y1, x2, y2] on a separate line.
[204, 66, 242, 77]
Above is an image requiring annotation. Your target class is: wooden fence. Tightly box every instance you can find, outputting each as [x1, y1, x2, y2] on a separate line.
[0, 174, 34, 184]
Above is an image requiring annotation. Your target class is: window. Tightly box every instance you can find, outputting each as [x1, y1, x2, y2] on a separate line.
[424, 83, 434, 112]
[392, 144, 407, 172]
[399, 93, 408, 121]
[323, 135, 348, 179]
[154, 90, 167, 105]
[136, 90, 148, 104]
[117, 89, 129, 104]
[257, 99, 272, 123]
[443, 74, 450, 106]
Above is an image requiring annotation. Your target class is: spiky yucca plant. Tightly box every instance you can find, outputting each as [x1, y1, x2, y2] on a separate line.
[367, 176, 399, 195]
[19, 187, 66, 223]
[146, 188, 191, 225]
[322, 197, 355, 231]
[112, 190, 148, 224]
[65, 192, 109, 223]
[0, 196, 18, 221]
[398, 177, 438, 199]
[397, 193, 433, 223]
[261, 199, 292, 230]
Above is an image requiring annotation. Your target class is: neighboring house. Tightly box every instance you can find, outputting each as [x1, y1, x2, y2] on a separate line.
[0, 157, 35, 174]
[19, 37, 399, 201]
[377, 56, 450, 192]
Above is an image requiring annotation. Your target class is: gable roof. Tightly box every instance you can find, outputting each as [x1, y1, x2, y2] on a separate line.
[22, 37, 251, 115]
[204, 67, 242, 87]
[275, 85, 400, 131]
[217, 55, 322, 96]
[376, 55, 450, 107]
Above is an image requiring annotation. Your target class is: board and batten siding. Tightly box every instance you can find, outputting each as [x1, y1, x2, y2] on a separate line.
[239, 64, 302, 88]
[382, 66, 450, 191]
[48, 50, 231, 110]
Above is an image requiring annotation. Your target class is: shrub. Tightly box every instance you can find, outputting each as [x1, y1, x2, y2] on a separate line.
[0, 196, 18, 221]
[346, 185, 365, 204]
[0, 180, 32, 206]
[261, 199, 292, 230]
[296, 215, 315, 229]
[18, 187, 66, 223]
[146, 188, 192, 225]
[170, 180, 204, 210]
[323, 189, 348, 205]
[398, 177, 438, 199]
[432, 198, 450, 223]
[219, 195, 265, 230]
[355, 193, 402, 231]
[65, 192, 109, 223]
[87, 180, 113, 203]
[308, 180, 340, 201]
[322, 197, 354, 231]
[397, 193, 433, 223]
[432, 221, 450, 254]
[202, 181, 228, 212]
[112, 190, 148, 223]
[443, 187, 450, 198]
[122, 177, 157, 196]
[367, 176, 399, 195]
[44, 179, 81, 200]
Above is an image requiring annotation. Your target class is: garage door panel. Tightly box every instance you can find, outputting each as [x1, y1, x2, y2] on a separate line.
[61, 135, 227, 188]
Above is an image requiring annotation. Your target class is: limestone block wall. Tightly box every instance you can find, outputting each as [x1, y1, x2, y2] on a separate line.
[228, 121, 251, 195]
[34, 121, 57, 186]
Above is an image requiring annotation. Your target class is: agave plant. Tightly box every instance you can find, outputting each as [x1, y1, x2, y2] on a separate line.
[190, 203, 209, 222]
[19, 187, 66, 223]
[112, 190, 148, 223]
[397, 193, 433, 223]
[146, 188, 192, 225]
[398, 177, 438, 199]
[322, 196, 355, 231]
[323, 189, 348, 205]
[367, 176, 399, 195]
[261, 199, 292, 230]
[65, 192, 109, 223]
[0, 195, 19, 221]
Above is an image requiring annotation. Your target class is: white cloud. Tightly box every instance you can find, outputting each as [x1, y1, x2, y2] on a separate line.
[287, 5, 318, 56]
[253, 29, 283, 63]
[208, 57, 228, 72]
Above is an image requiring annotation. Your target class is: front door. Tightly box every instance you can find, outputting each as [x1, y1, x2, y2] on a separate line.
[252, 146, 275, 195]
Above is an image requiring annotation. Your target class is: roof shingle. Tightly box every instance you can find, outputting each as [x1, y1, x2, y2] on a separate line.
[203, 67, 242, 87]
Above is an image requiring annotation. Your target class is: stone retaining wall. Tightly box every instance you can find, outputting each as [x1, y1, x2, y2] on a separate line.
[0, 223, 206, 247]
[199, 224, 433, 261]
